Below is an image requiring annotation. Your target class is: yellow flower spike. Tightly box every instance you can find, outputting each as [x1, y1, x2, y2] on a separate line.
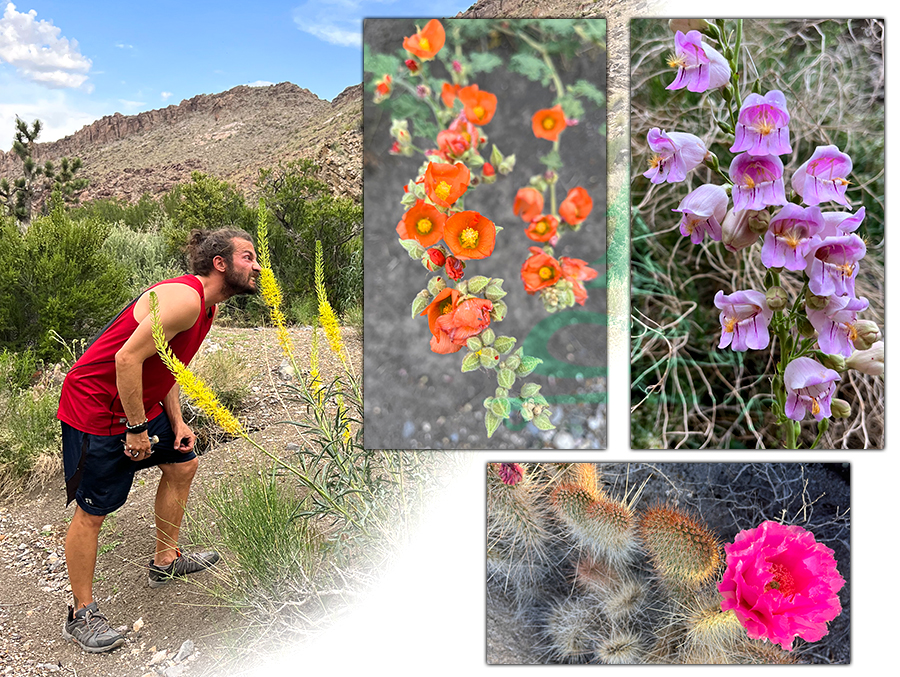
[149, 292, 244, 436]
[315, 240, 350, 373]
[256, 200, 295, 359]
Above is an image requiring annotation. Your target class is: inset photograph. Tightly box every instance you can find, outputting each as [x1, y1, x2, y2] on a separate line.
[630, 19, 884, 449]
[364, 18, 607, 449]
[486, 462, 850, 664]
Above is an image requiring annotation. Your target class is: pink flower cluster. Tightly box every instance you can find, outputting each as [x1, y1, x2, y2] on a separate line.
[718, 521, 844, 651]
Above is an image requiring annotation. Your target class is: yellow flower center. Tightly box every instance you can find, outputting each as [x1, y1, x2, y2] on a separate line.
[434, 180, 452, 202]
[473, 105, 485, 119]
[419, 37, 431, 51]
[542, 116, 556, 130]
[538, 265, 554, 280]
[440, 299, 453, 315]
[535, 219, 549, 234]
[667, 53, 687, 69]
[845, 323, 858, 341]
[811, 398, 821, 415]
[459, 227, 479, 249]
[743, 175, 757, 190]
[416, 218, 433, 235]
[724, 317, 737, 333]
[649, 154, 662, 169]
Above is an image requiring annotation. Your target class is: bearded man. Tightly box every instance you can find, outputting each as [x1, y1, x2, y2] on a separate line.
[56, 228, 260, 652]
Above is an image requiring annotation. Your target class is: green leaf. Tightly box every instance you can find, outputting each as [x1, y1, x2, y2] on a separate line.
[491, 397, 511, 419]
[461, 352, 481, 372]
[399, 238, 425, 259]
[497, 368, 515, 389]
[516, 355, 541, 377]
[363, 46, 401, 78]
[468, 52, 503, 74]
[509, 53, 551, 84]
[468, 275, 489, 294]
[493, 336, 516, 354]
[466, 336, 483, 352]
[533, 412, 555, 431]
[569, 79, 607, 107]
[539, 149, 563, 171]
[520, 382, 541, 399]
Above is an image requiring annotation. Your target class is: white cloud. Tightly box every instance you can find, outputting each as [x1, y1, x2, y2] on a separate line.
[161, 91, 172, 101]
[0, 91, 99, 149]
[114, 42, 133, 49]
[117, 98, 145, 111]
[247, 80, 274, 87]
[0, 3, 92, 89]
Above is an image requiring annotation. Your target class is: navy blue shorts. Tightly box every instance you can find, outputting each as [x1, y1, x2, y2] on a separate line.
[61, 412, 197, 516]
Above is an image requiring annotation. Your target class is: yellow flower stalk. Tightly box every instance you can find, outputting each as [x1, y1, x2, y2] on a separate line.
[149, 292, 244, 436]
[315, 240, 350, 373]
[256, 199, 295, 360]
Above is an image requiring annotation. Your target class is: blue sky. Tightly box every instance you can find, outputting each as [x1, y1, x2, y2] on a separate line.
[0, 0, 469, 149]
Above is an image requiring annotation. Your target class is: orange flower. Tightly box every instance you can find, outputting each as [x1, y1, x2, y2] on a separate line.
[525, 214, 559, 243]
[421, 288, 463, 354]
[375, 74, 392, 96]
[403, 19, 445, 61]
[532, 105, 567, 141]
[424, 162, 470, 209]
[560, 256, 598, 306]
[458, 84, 497, 126]
[521, 247, 562, 294]
[441, 82, 461, 108]
[559, 186, 594, 225]
[437, 297, 494, 345]
[444, 211, 496, 260]
[513, 187, 544, 222]
[397, 200, 446, 247]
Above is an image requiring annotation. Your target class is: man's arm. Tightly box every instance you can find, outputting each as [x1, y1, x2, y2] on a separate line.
[115, 283, 201, 460]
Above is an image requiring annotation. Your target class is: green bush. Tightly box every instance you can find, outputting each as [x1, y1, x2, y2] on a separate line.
[0, 377, 61, 481]
[101, 220, 185, 297]
[68, 193, 165, 231]
[0, 200, 129, 360]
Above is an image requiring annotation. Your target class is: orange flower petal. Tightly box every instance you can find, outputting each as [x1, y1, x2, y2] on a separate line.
[424, 162, 470, 209]
[521, 248, 562, 293]
[513, 187, 544, 222]
[458, 84, 497, 126]
[444, 211, 496, 260]
[525, 214, 559, 243]
[403, 19, 445, 60]
[559, 186, 594, 225]
[399, 200, 446, 247]
[532, 105, 567, 141]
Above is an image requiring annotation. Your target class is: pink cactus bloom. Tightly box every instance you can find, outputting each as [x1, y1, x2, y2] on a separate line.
[714, 289, 773, 351]
[807, 295, 869, 358]
[730, 90, 792, 156]
[729, 153, 787, 211]
[791, 145, 853, 206]
[643, 128, 707, 184]
[761, 204, 824, 271]
[497, 463, 524, 486]
[820, 206, 865, 238]
[666, 30, 731, 92]
[719, 520, 844, 651]
[805, 233, 867, 298]
[783, 357, 841, 421]
[672, 184, 728, 244]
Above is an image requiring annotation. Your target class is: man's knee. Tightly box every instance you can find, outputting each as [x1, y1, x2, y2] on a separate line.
[160, 457, 199, 484]
[70, 506, 107, 533]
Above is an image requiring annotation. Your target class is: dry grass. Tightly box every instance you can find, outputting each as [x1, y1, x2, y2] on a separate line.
[630, 19, 884, 448]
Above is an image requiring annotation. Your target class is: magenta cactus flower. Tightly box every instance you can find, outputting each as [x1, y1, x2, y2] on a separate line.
[729, 153, 787, 211]
[783, 357, 841, 421]
[791, 145, 853, 206]
[805, 233, 867, 298]
[761, 204, 824, 271]
[730, 90, 792, 156]
[666, 30, 731, 92]
[714, 289, 773, 351]
[807, 295, 869, 357]
[718, 521, 844, 651]
[643, 128, 707, 184]
[497, 463, 524, 486]
[672, 184, 728, 244]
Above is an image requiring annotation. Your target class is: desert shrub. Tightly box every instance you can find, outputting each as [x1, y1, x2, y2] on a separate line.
[0, 200, 129, 361]
[101, 220, 186, 297]
[341, 301, 363, 331]
[68, 193, 165, 231]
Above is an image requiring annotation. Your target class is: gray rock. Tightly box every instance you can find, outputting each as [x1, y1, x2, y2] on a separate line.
[174, 639, 194, 663]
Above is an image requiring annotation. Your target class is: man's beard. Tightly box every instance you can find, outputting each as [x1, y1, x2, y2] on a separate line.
[223, 263, 259, 297]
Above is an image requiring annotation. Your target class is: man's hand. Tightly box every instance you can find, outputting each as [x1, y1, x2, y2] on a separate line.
[125, 430, 152, 461]
[172, 421, 196, 453]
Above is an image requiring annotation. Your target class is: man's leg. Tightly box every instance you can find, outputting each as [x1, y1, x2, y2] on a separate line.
[153, 457, 199, 567]
[64, 506, 106, 609]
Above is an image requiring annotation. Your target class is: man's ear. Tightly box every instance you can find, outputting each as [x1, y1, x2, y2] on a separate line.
[213, 254, 228, 273]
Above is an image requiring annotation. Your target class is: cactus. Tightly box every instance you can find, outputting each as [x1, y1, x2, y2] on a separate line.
[486, 463, 817, 665]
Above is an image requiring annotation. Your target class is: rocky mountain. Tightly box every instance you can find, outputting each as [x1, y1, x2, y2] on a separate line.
[0, 82, 362, 204]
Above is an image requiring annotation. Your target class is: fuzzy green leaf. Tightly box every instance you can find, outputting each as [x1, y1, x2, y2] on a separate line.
[484, 410, 502, 438]
[493, 336, 516, 354]
[497, 368, 515, 389]
[399, 238, 426, 259]
[533, 412, 555, 430]
[461, 351, 481, 372]
[491, 397, 511, 419]
[520, 382, 541, 399]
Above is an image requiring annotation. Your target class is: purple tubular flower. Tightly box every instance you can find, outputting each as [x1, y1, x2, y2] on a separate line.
[730, 90, 792, 156]
[807, 295, 869, 358]
[805, 233, 867, 298]
[714, 289, 773, 351]
[666, 30, 731, 92]
[673, 184, 728, 244]
[791, 145, 853, 206]
[643, 128, 708, 184]
[821, 206, 865, 238]
[729, 153, 787, 211]
[761, 204, 824, 271]
[784, 357, 841, 421]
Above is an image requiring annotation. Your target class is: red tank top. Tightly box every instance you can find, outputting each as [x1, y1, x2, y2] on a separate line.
[57, 275, 215, 435]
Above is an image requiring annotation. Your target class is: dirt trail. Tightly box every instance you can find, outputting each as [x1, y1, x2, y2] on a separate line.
[0, 326, 360, 676]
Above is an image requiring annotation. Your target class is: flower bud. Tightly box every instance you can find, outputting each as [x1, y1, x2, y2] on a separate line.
[818, 353, 845, 373]
[427, 276, 446, 296]
[446, 256, 465, 281]
[668, 18, 710, 34]
[846, 341, 884, 376]
[422, 247, 446, 271]
[830, 398, 852, 419]
[405, 59, 420, 74]
[747, 209, 771, 235]
[721, 209, 761, 252]
[804, 289, 829, 311]
[765, 286, 789, 311]
[852, 320, 881, 351]
[797, 316, 816, 338]
[452, 60, 462, 73]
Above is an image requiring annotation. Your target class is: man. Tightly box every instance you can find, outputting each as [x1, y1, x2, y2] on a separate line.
[56, 228, 261, 652]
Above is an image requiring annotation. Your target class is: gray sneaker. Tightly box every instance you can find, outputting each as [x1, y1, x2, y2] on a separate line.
[148, 550, 220, 588]
[62, 602, 125, 653]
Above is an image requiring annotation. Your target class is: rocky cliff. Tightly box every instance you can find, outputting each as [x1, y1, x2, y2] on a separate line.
[0, 82, 362, 203]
